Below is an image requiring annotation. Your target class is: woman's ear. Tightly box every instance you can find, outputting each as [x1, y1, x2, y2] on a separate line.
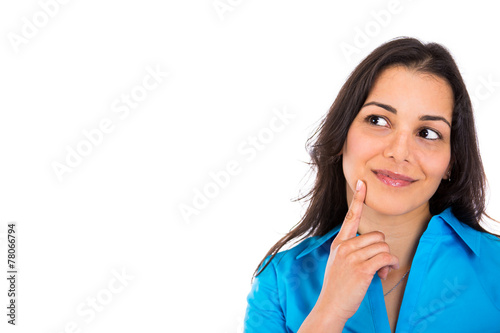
[444, 158, 454, 180]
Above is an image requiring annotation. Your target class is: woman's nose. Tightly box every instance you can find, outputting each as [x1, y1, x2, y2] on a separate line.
[383, 131, 411, 163]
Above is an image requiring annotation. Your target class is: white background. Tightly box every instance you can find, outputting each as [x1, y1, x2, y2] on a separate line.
[1, 1, 499, 332]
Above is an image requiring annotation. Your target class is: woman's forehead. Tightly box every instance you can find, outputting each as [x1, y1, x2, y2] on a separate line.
[365, 66, 454, 120]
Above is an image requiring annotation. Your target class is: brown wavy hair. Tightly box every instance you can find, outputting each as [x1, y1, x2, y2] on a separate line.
[254, 36, 498, 278]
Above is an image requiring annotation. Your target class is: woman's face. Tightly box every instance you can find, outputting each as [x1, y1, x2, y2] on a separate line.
[342, 65, 453, 216]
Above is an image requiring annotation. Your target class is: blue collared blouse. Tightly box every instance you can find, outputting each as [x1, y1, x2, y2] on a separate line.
[244, 207, 500, 332]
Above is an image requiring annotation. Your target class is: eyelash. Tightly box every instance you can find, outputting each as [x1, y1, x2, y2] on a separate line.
[364, 115, 443, 140]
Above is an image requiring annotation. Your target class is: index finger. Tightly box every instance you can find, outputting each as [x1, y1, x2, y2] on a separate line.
[337, 179, 366, 241]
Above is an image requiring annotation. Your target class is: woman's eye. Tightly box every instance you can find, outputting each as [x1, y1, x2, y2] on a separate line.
[419, 128, 441, 140]
[367, 115, 389, 127]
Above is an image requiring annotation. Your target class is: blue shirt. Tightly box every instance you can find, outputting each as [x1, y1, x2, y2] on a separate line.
[244, 207, 500, 332]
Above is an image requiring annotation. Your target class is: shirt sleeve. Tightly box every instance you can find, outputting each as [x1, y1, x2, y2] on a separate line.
[243, 256, 288, 333]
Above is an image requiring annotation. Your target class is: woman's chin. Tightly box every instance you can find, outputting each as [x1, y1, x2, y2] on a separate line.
[364, 196, 427, 217]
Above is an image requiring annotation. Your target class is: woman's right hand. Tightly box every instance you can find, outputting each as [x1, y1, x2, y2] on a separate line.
[299, 180, 400, 331]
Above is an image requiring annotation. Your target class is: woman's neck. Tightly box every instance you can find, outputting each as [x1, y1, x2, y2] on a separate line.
[357, 204, 432, 271]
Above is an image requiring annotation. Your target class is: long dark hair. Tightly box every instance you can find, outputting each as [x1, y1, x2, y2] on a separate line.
[254, 36, 498, 278]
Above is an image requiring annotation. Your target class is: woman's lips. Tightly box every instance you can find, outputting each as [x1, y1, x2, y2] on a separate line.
[372, 169, 416, 187]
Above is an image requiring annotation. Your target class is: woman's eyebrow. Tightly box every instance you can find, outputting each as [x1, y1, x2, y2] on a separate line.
[419, 115, 451, 128]
[362, 101, 451, 128]
[362, 101, 397, 114]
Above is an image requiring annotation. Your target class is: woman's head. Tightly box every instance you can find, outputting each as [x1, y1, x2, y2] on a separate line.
[254, 37, 490, 278]
[309, 36, 485, 224]
[342, 65, 454, 218]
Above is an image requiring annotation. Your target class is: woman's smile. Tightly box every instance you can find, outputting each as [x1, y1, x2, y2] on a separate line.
[372, 169, 416, 187]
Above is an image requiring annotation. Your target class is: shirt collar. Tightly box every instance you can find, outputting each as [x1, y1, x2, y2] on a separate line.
[434, 207, 481, 256]
[296, 224, 342, 260]
[296, 207, 481, 260]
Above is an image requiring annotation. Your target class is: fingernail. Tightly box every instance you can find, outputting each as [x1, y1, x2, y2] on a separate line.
[356, 180, 362, 191]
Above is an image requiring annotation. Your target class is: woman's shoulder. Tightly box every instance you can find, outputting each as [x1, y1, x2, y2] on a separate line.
[470, 230, 500, 311]
[445, 210, 500, 309]
[477, 229, 500, 263]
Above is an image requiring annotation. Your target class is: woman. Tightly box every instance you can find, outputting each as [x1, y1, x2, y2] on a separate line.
[244, 37, 500, 333]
